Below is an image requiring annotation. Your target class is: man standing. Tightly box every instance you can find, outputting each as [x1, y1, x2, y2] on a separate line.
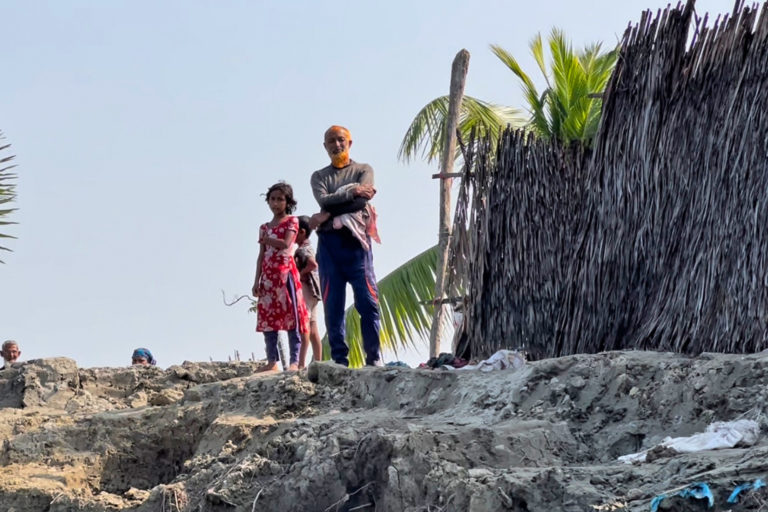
[1, 340, 21, 370]
[310, 125, 381, 366]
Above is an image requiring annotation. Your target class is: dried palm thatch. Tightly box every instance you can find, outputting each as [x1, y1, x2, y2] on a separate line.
[454, 0, 768, 359]
[453, 131, 588, 358]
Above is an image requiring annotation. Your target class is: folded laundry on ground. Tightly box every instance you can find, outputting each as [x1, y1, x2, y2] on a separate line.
[619, 419, 760, 464]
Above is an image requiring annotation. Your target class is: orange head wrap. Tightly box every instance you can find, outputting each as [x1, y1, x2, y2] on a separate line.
[325, 125, 351, 140]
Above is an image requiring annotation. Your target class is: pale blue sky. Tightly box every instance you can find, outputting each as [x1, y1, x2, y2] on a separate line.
[2, 0, 732, 367]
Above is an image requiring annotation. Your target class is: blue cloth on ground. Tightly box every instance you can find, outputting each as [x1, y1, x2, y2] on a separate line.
[727, 478, 765, 503]
[650, 482, 714, 512]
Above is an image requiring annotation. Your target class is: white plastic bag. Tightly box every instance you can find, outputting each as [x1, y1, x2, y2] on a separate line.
[456, 349, 526, 372]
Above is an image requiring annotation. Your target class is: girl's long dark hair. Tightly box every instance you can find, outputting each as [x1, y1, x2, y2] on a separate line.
[265, 182, 297, 214]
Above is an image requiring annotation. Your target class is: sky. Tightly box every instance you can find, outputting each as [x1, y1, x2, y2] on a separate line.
[1, 0, 734, 368]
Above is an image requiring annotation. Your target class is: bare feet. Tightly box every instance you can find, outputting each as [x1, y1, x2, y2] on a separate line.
[288, 363, 299, 371]
[257, 361, 280, 373]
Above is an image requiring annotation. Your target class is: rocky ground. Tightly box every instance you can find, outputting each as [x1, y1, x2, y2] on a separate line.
[0, 351, 767, 511]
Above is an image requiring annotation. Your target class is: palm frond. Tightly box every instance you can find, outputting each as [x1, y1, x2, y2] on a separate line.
[322, 245, 441, 367]
[399, 96, 450, 164]
[490, 45, 541, 112]
[399, 96, 523, 164]
[529, 33, 552, 90]
[404, 31, 617, 164]
[583, 48, 618, 140]
[491, 44, 549, 138]
[0, 132, 17, 263]
[512, 29, 619, 144]
[460, 97, 524, 158]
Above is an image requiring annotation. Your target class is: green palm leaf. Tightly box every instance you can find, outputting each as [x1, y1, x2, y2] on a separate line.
[402, 30, 617, 165]
[492, 29, 618, 145]
[322, 245, 441, 367]
[0, 133, 17, 263]
[490, 44, 550, 138]
[399, 95, 523, 164]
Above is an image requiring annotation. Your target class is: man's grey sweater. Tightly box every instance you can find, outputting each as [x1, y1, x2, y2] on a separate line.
[310, 160, 374, 231]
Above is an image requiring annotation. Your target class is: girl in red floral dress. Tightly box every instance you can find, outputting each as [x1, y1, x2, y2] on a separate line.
[251, 182, 310, 371]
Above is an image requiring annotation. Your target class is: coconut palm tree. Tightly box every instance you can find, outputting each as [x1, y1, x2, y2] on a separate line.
[335, 30, 618, 366]
[400, 29, 618, 161]
[0, 132, 17, 263]
[490, 29, 618, 144]
[399, 96, 523, 164]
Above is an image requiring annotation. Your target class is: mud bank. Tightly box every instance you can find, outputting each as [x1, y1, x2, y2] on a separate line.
[1, 351, 767, 511]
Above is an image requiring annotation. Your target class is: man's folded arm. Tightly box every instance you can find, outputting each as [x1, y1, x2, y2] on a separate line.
[311, 173, 355, 207]
[324, 197, 368, 215]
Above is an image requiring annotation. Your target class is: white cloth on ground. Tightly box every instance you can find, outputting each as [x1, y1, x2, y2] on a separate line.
[456, 349, 526, 372]
[618, 419, 760, 464]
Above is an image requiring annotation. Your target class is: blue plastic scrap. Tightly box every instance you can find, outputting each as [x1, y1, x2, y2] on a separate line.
[727, 478, 766, 504]
[650, 482, 714, 512]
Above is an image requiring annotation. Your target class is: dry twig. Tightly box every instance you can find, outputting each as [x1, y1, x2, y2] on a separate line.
[324, 482, 374, 512]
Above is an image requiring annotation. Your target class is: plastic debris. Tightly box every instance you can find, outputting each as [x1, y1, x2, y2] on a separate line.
[650, 482, 714, 512]
[590, 500, 627, 510]
[727, 478, 765, 504]
[619, 419, 760, 464]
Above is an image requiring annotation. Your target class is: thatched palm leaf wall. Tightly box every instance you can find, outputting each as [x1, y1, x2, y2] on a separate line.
[456, 133, 588, 358]
[457, 0, 768, 358]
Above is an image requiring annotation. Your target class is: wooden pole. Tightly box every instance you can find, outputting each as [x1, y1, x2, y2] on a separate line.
[428, 49, 470, 358]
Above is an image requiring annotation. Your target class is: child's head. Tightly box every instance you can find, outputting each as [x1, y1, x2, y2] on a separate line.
[264, 182, 297, 215]
[131, 347, 156, 366]
[296, 215, 313, 244]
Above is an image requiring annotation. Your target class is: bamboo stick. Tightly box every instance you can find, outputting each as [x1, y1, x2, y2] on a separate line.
[428, 49, 470, 358]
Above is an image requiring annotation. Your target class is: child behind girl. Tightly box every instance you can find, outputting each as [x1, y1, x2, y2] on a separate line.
[251, 182, 310, 372]
[295, 216, 323, 367]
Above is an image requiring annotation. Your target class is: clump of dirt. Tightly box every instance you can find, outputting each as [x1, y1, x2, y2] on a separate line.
[1, 352, 767, 511]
